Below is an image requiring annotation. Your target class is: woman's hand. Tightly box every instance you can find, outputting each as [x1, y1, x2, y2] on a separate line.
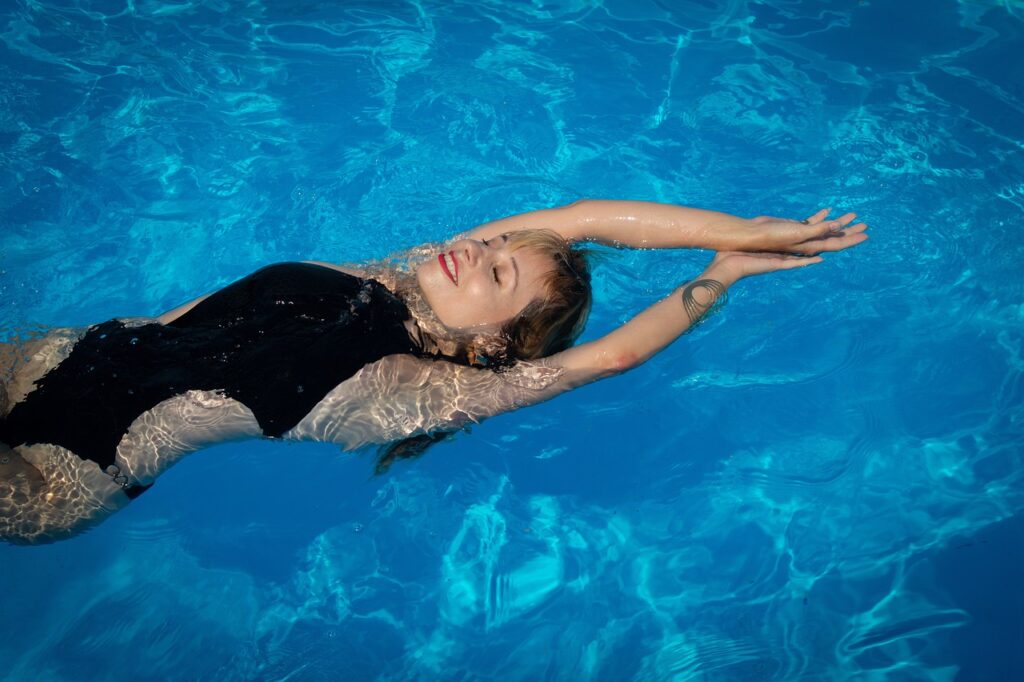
[709, 214, 868, 281]
[733, 208, 867, 254]
[707, 251, 823, 283]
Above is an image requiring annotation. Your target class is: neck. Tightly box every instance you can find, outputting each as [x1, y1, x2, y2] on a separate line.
[360, 249, 510, 366]
[363, 262, 460, 359]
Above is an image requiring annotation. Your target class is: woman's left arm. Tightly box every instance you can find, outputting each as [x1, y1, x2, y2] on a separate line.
[289, 264, 798, 449]
[286, 352, 577, 449]
[291, 224, 868, 450]
[465, 200, 860, 254]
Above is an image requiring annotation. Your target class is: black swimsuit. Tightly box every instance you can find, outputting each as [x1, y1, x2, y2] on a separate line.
[0, 263, 421, 496]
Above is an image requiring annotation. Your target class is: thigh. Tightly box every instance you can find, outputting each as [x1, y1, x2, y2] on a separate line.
[1, 442, 128, 545]
[0, 443, 45, 492]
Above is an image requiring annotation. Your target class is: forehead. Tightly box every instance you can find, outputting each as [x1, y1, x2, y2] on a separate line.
[512, 243, 556, 275]
[506, 248, 554, 311]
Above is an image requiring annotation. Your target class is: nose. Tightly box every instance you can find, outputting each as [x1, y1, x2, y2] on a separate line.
[460, 239, 487, 268]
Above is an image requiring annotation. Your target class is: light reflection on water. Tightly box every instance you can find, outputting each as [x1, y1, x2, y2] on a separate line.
[2, 0, 1023, 679]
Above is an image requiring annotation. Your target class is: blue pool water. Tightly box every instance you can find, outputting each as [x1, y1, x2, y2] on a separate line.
[2, 0, 1023, 679]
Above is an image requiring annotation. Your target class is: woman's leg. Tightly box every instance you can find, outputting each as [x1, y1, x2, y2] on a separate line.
[0, 443, 48, 543]
[0, 443, 44, 489]
[0, 442, 129, 545]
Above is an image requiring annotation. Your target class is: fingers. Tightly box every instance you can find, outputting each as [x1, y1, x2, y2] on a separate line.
[782, 255, 823, 269]
[803, 208, 855, 225]
[767, 255, 823, 272]
[791, 213, 869, 251]
[802, 211, 857, 239]
[750, 209, 866, 254]
[835, 212, 857, 226]
[789, 227, 869, 254]
[804, 207, 831, 224]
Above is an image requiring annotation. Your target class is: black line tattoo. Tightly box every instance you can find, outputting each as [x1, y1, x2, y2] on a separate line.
[681, 279, 727, 330]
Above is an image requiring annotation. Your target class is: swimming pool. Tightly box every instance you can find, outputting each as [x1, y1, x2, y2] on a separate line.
[1, 0, 1022, 679]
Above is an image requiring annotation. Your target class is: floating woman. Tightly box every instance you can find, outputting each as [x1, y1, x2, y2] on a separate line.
[0, 200, 867, 543]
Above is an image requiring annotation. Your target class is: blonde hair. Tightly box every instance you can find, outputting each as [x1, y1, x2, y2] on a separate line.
[482, 228, 591, 364]
[384, 229, 592, 368]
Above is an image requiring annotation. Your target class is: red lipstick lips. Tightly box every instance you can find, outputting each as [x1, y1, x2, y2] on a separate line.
[439, 251, 458, 285]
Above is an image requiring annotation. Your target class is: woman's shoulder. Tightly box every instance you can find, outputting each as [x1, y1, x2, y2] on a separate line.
[0, 329, 87, 413]
[300, 260, 366, 277]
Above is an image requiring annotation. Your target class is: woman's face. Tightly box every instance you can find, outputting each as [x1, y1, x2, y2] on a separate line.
[416, 235, 554, 330]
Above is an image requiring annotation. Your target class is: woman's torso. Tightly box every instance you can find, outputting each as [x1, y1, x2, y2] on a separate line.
[0, 263, 422, 492]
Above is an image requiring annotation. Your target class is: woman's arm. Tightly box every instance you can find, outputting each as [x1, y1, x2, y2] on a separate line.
[288, 257, 817, 449]
[465, 200, 859, 254]
[338, 256, 754, 438]
[292, 224, 868, 448]
[286, 353, 571, 449]
[550, 221, 867, 384]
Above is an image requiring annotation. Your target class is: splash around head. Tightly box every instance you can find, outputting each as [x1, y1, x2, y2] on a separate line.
[415, 229, 592, 365]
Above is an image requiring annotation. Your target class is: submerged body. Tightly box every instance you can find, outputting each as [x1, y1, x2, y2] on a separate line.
[0, 262, 565, 543]
[0, 200, 868, 544]
[1, 263, 419, 488]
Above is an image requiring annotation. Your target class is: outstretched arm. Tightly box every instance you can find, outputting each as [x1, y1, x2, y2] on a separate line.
[546, 248, 841, 388]
[465, 200, 859, 254]
[510, 218, 867, 395]
[286, 259, 755, 449]
[291, 221, 869, 450]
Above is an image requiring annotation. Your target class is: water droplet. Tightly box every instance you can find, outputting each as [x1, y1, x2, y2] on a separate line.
[352, 523, 363, 533]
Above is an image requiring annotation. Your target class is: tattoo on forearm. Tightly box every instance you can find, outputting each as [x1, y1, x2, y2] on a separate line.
[681, 279, 727, 329]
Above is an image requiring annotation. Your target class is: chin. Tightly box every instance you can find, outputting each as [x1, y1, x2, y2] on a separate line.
[414, 264, 444, 310]
[415, 261, 438, 294]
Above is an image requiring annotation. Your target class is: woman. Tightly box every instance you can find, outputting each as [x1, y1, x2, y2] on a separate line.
[0, 200, 867, 544]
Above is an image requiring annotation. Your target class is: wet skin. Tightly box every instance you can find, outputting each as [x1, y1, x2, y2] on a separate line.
[416, 235, 555, 330]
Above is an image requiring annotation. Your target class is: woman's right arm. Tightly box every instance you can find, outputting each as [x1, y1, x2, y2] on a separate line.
[291, 255, 802, 449]
[465, 200, 860, 254]
[537, 251, 828, 392]
[455, 228, 864, 415]
[291, 230, 867, 449]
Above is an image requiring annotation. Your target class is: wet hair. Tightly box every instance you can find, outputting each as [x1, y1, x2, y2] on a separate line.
[467, 229, 592, 367]
[376, 228, 592, 474]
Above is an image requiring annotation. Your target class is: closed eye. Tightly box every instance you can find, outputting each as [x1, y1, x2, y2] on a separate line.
[492, 265, 500, 284]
